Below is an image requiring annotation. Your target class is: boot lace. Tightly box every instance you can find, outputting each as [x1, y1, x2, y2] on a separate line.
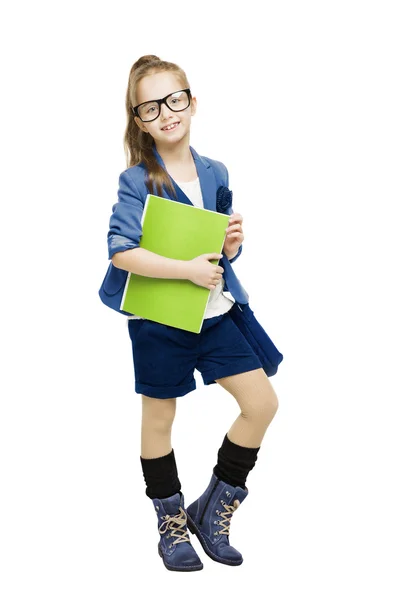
[158, 507, 190, 547]
[215, 498, 240, 536]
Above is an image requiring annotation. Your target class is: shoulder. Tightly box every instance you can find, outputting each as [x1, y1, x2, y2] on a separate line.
[121, 162, 147, 183]
[117, 163, 148, 198]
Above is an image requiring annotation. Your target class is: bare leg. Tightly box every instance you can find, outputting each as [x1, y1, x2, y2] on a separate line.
[140, 394, 177, 458]
[215, 368, 279, 448]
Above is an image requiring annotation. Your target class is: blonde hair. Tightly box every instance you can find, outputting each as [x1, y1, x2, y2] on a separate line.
[124, 55, 191, 198]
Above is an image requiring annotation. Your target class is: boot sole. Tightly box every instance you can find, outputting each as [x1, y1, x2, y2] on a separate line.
[186, 513, 243, 566]
[158, 543, 203, 572]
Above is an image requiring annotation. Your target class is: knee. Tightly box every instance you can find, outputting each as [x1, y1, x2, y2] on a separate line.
[270, 390, 279, 419]
[149, 413, 175, 435]
[243, 388, 279, 425]
[258, 391, 279, 425]
[142, 395, 176, 433]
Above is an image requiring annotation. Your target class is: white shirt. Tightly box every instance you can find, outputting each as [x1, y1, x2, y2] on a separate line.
[127, 177, 234, 322]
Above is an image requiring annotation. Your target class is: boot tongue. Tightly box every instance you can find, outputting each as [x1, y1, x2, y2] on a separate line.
[161, 492, 181, 515]
[217, 486, 248, 544]
[232, 486, 248, 505]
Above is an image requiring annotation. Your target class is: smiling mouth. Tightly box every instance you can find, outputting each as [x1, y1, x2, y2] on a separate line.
[161, 122, 180, 131]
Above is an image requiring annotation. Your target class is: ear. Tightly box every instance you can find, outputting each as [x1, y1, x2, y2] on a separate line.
[190, 96, 197, 117]
[134, 116, 148, 133]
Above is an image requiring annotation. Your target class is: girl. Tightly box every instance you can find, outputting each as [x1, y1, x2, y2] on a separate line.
[100, 55, 279, 572]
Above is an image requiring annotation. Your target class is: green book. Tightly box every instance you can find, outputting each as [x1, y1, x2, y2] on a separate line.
[120, 194, 230, 333]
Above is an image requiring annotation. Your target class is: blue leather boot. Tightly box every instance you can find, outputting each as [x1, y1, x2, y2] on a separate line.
[152, 492, 203, 571]
[186, 473, 248, 566]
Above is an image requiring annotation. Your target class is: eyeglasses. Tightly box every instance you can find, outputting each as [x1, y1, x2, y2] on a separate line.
[132, 89, 191, 122]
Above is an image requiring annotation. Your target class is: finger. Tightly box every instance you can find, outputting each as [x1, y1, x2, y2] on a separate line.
[227, 232, 244, 239]
[205, 253, 223, 260]
[229, 213, 243, 224]
[226, 224, 243, 233]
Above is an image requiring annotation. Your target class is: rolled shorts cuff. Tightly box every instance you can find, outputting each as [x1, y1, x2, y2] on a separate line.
[201, 357, 263, 386]
[135, 379, 197, 399]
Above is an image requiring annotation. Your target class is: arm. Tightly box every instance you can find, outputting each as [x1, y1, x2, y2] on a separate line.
[108, 171, 222, 285]
[107, 171, 144, 259]
[112, 246, 190, 280]
[218, 163, 243, 264]
[109, 171, 191, 279]
[226, 244, 242, 263]
[225, 200, 243, 263]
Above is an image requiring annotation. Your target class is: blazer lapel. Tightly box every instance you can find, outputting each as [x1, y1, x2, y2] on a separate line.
[152, 144, 217, 212]
[190, 147, 217, 212]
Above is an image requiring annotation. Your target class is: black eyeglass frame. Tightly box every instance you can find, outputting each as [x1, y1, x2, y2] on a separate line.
[132, 88, 191, 122]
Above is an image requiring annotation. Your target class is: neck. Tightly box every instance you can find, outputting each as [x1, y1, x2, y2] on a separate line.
[154, 136, 192, 168]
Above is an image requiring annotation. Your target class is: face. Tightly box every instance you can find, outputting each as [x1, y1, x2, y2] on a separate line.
[134, 71, 197, 147]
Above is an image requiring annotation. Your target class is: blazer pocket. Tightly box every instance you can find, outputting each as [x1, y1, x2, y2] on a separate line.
[101, 262, 128, 296]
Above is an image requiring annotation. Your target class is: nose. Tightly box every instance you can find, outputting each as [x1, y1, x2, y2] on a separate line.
[159, 102, 173, 119]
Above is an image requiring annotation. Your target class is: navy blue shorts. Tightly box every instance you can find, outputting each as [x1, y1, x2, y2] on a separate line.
[127, 309, 263, 399]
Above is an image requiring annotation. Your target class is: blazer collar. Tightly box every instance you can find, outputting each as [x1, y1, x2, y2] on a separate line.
[152, 144, 217, 212]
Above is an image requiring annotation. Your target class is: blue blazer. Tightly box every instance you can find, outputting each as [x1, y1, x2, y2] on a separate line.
[98, 145, 249, 315]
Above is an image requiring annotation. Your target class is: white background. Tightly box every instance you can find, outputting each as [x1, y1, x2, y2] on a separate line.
[1, 0, 408, 598]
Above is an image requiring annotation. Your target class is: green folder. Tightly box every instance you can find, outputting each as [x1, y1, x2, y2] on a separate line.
[120, 194, 230, 333]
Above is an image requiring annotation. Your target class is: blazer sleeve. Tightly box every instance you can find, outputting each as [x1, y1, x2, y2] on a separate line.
[223, 164, 243, 265]
[107, 171, 145, 260]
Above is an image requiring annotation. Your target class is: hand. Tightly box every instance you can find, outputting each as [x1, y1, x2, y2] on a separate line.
[223, 213, 244, 260]
[186, 253, 224, 290]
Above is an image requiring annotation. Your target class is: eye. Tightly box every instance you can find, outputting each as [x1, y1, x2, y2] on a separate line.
[140, 103, 158, 117]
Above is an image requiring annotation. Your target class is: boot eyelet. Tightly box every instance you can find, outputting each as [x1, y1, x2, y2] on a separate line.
[226, 491, 231, 497]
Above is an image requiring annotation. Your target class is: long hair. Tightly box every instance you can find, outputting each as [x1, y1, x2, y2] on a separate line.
[124, 55, 191, 198]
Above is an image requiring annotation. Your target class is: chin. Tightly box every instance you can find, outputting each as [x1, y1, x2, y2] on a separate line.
[161, 131, 188, 145]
